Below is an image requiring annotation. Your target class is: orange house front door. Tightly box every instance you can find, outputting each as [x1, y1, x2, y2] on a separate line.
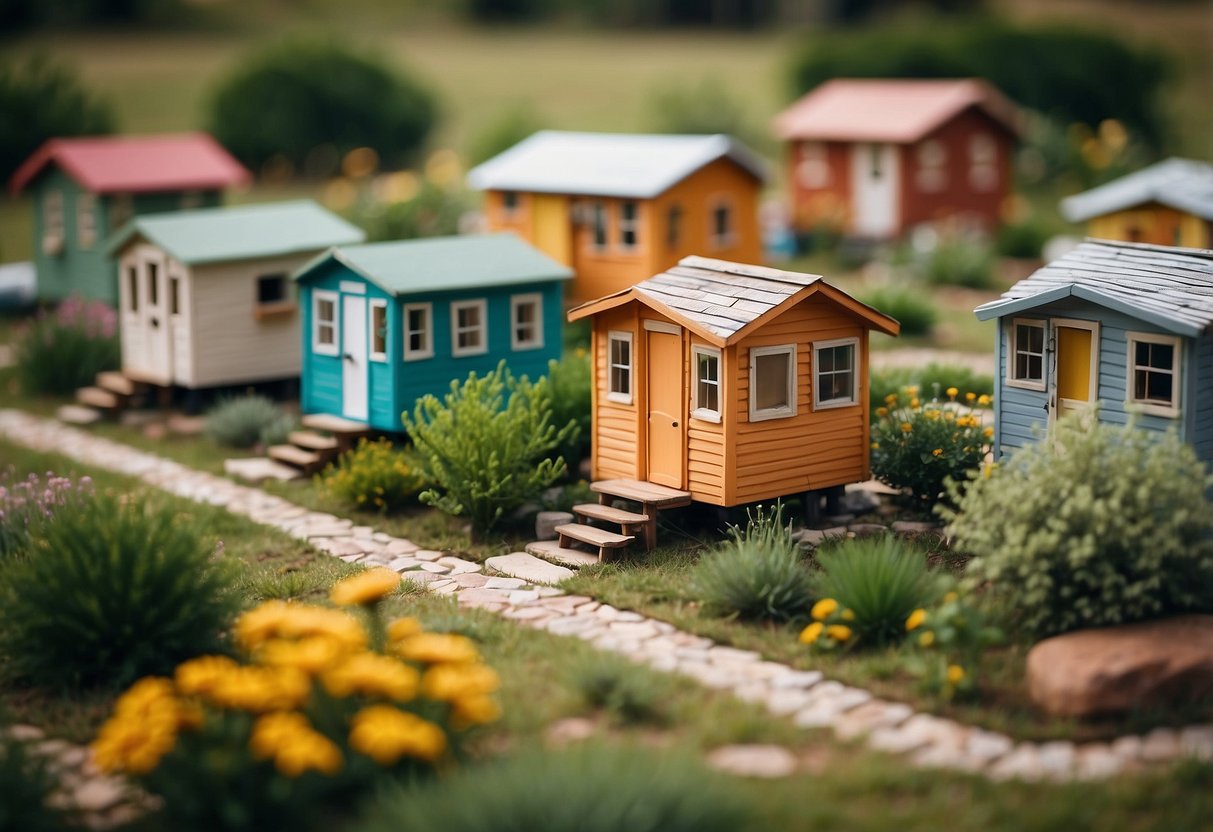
[646, 325, 685, 489]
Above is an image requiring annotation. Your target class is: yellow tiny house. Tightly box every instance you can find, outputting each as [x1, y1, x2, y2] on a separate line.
[570, 256, 899, 508]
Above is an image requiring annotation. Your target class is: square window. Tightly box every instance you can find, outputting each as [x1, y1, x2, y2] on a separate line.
[1008, 319, 1046, 390]
[750, 344, 797, 420]
[619, 201, 639, 249]
[257, 274, 288, 305]
[711, 202, 733, 249]
[451, 300, 488, 357]
[814, 340, 857, 408]
[370, 300, 388, 362]
[502, 190, 519, 215]
[693, 346, 721, 421]
[608, 331, 632, 404]
[1128, 333, 1180, 416]
[313, 291, 339, 356]
[511, 294, 543, 350]
[404, 303, 433, 360]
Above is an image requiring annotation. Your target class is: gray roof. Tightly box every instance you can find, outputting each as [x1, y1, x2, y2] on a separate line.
[1060, 158, 1213, 222]
[293, 233, 572, 296]
[974, 239, 1213, 337]
[107, 200, 366, 264]
[467, 130, 767, 199]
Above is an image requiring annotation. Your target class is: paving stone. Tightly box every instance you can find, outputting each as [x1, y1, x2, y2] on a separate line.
[304, 524, 358, 539]
[388, 557, 422, 572]
[707, 744, 798, 778]
[386, 539, 420, 555]
[1180, 724, 1213, 761]
[57, 404, 103, 425]
[545, 616, 601, 636]
[797, 527, 848, 548]
[223, 457, 302, 483]
[508, 589, 541, 605]
[732, 682, 771, 703]
[536, 594, 593, 614]
[526, 539, 600, 568]
[1074, 744, 1125, 780]
[504, 606, 558, 622]
[400, 571, 451, 587]
[1141, 728, 1180, 761]
[536, 586, 564, 597]
[892, 520, 943, 534]
[433, 581, 460, 595]
[413, 549, 445, 561]
[486, 553, 574, 585]
[709, 646, 762, 665]
[911, 742, 985, 773]
[338, 554, 364, 563]
[417, 562, 451, 574]
[457, 588, 514, 609]
[452, 572, 490, 588]
[546, 717, 597, 746]
[438, 556, 482, 574]
[608, 620, 661, 640]
[766, 689, 815, 715]
[987, 744, 1044, 782]
[318, 538, 367, 557]
[6, 725, 45, 741]
[72, 777, 127, 812]
[484, 576, 527, 590]
[847, 522, 889, 538]
[868, 725, 934, 755]
[770, 670, 824, 690]
[966, 729, 1014, 763]
[835, 701, 913, 740]
[594, 604, 621, 621]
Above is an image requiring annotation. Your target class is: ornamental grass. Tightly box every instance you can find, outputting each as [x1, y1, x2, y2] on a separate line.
[13, 296, 118, 396]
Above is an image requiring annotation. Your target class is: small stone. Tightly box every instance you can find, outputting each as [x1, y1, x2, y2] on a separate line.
[707, 744, 797, 779]
[417, 562, 450, 574]
[911, 743, 981, 772]
[400, 571, 449, 587]
[770, 670, 824, 690]
[504, 606, 557, 622]
[834, 701, 913, 740]
[868, 725, 932, 755]
[536, 511, 575, 540]
[386, 539, 419, 555]
[484, 577, 527, 590]
[797, 527, 848, 548]
[388, 557, 422, 572]
[433, 581, 459, 595]
[612, 610, 646, 623]
[485, 552, 574, 585]
[508, 589, 541, 605]
[413, 549, 445, 562]
[545, 616, 600, 636]
[709, 646, 761, 665]
[847, 522, 889, 538]
[766, 689, 815, 715]
[438, 556, 482, 575]
[1180, 725, 1213, 761]
[1074, 744, 1125, 780]
[1035, 741, 1076, 780]
[452, 572, 490, 588]
[72, 777, 127, 812]
[546, 717, 597, 746]
[1111, 734, 1143, 762]
[891, 520, 943, 534]
[6, 725, 44, 742]
[966, 729, 1014, 763]
[319, 538, 366, 557]
[733, 682, 771, 704]
[608, 620, 660, 640]
[987, 744, 1044, 782]
[457, 588, 514, 608]
[56, 405, 103, 425]
[1141, 728, 1180, 761]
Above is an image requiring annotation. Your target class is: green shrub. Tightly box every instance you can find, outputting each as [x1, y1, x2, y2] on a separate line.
[319, 437, 424, 513]
[209, 38, 437, 177]
[810, 537, 940, 647]
[403, 360, 576, 538]
[547, 352, 591, 466]
[13, 296, 118, 395]
[0, 53, 113, 181]
[859, 285, 937, 337]
[942, 415, 1213, 639]
[0, 732, 75, 832]
[358, 179, 473, 242]
[0, 494, 239, 688]
[355, 744, 750, 832]
[921, 237, 995, 290]
[871, 387, 992, 506]
[647, 76, 763, 150]
[906, 589, 1004, 701]
[693, 503, 813, 622]
[869, 364, 994, 413]
[568, 654, 669, 725]
[205, 395, 292, 449]
[467, 103, 545, 166]
[995, 216, 1052, 260]
[0, 470, 92, 559]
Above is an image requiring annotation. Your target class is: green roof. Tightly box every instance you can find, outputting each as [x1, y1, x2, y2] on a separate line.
[294, 233, 573, 296]
[107, 200, 366, 264]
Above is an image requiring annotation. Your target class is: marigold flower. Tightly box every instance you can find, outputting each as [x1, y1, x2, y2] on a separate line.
[798, 621, 824, 645]
[884, 393, 898, 405]
[349, 705, 447, 765]
[977, 394, 992, 407]
[840, 609, 855, 622]
[918, 631, 936, 647]
[946, 387, 959, 400]
[258, 635, 345, 676]
[926, 409, 940, 420]
[982, 427, 994, 439]
[91, 713, 177, 775]
[387, 617, 423, 642]
[206, 665, 311, 712]
[946, 664, 966, 685]
[906, 385, 919, 396]
[175, 655, 241, 696]
[910, 398, 921, 409]
[965, 392, 976, 403]
[826, 624, 853, 642]
[323, 653, 420, 701]
[931, 448, 943, 457]
[810, 598, 838, 621]
[905, 609, 927, 631]
[251, 712, 343, 777]
[237, 602, 367, 652]
[943, 591, 959, 604]
[330, 567, 401, 607]
[392, 633, 480, 665]
[875, 406, 888, 418]
[452, 694, 503, 729]
[900, 422, 913, 434]
[421, 663, 500, 701]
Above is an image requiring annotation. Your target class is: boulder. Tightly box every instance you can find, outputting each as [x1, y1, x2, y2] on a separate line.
[1027, 615, 1213, 718]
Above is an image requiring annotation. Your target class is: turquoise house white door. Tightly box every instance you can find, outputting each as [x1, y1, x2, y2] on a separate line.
[342, 294, 368, 421]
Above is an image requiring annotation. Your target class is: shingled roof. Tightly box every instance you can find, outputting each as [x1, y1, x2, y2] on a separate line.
[568, 256, 899, 345]
[1060, 158, 1213, 223]
[974, 239, 1213, 337]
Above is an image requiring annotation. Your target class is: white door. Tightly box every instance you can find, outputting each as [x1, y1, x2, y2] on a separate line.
[851, 143, 899, 237]
[124, 253, 173, 384]
[342, 294, 368, 421]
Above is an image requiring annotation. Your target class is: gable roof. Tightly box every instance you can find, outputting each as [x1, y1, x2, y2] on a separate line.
[773, 78, 1021, 144]
[9, 132, 250, 196]
[973, 239, 1213, 337]
[467, 130, 767, 199]
[106, 200, 365, 265]
[568, 255, 900, 346]
[1060, 158, 1213, 223]
[293, 233, 573, 296]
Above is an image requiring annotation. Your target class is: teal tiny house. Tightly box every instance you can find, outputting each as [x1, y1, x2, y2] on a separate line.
[293, 233, 572, 431]
[8, 133, 249, 305]
[974, 239, 1213, 461]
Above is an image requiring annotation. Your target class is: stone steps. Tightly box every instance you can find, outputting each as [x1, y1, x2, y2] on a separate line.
[76, 386, 120, 410]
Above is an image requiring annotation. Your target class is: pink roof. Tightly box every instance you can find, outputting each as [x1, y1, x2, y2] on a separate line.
[9, 132, 250, 196]
[773, 78, 1021, 144]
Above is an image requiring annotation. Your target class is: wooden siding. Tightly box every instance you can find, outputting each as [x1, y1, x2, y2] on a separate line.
[590, 306, 642, 481]
[653, 157, 763, 277]
[168, 261, 193, 384]
[786, 140, 851, 233]
[686, 334, 727, 502]
[1193, 335, 1213, 464]
[1088, 204, 1209, 248]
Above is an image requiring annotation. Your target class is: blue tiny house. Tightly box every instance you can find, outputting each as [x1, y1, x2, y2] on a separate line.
[974, 239, 1213, 461]
[293, 233, 573, 432]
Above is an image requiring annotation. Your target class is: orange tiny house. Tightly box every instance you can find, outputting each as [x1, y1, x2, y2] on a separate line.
[468, 131, 766, 306]
[569, 257, 899, 509]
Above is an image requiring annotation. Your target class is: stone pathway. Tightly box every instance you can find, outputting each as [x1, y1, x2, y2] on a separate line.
[1, 408, 1210, 788]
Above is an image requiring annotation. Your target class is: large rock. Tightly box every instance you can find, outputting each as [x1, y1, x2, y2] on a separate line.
[1027, 615, 1213, 718]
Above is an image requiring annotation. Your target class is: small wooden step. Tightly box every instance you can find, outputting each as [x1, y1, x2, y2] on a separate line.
[301, 413, 370, 434]
[288, 430, 339, 452]
[573, 503, 649, 533]
[95, 371, 138, 396]
[267, 444, 322, 472]
[76, 386, 119, 409]
[555, 523, 633, 563]
[57, 404, 103, 425]
[590, 478, 692, 508]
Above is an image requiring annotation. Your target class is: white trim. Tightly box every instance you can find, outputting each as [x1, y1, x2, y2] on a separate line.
[691, 344, 722, 423]
[76, 192, 97, 249]
[708, 195, 736, 250]
[1007, 317, 1047, 392]
[642, 319, 680, 334]
[312, 290, 339, 356]
[750, 343, 797, 421]
[451, 299, 488, 357]
[369, 298, 388, 363]
[1049, 317, 1100, 420]
[510, 293, 544, 351]
[607, 330, 633, 405]
[812, 337, 859, 410]
[1126, 331, 1182, 418]
[42, 189, 64, 255]
[339, 280, 366, 295]
[403, 302, 433, 361]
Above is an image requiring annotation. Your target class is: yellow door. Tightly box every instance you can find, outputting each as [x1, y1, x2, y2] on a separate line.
[1053, 323, 1096, 420]
[646, 328, 685, 488]
[532, 194, 572, 265]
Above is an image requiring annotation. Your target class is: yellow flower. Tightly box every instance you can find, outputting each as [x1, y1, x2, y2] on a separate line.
[871, 442, 879, 450]
[944, 411, 955, 421]
[451, 694, 503, 729]
[206, 666, 311, 712]
[900, 422, 913, 434]
[112, 677, 176, 718]
[982, 462, 997, 480]
[884, 393, 898, 405]
[421, 663, 500, 702]
[931, 448, 943, 457]
[798, 621, 824, 645]
[392, 633, 480, 665]
[943, 591, 959, 604]
[258, 635, 345, 676]
[175, 655, 240, 696]
[826, 624, 853, 642]
[982, 427, 994, 439]
[946, 387, 958, 400]
[926, 409, 940, 420]
[810, 598, 838, 621]
[875, 406, 888, 418]
[946, 664, 966, 685]
[978, 394, 992, 407]
[918, 631, 936, 647]
[330, 567, 401, 607]
[91, 713, 177, 775]
[387, 617, 423, 642]
[840, 609, 855, 622]
[323, 653, 420, 701]
[910, 398, 921, 409]
[349, 705, 447, 765]
[905, 608, 927, 631]
[250, 712, 343, 777]
[906, 385, 919, 396]
[236, 602, 367, 652]
[965, 392, 976, 403]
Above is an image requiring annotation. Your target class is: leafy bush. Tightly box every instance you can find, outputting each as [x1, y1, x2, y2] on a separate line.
[869, 364, 994, 413]
[995, 216, 1052, 260]
[871, 387, 992, 506]
[859, 285, 937, 337]
[319, 438, 424, 513]
[942, 415, 1213, 639]
[91, 583, 501, 832]
[403, 361, 575, 538]
[905, 589, 1004, 701]
[693, 503, 813, 622]
[467, 103, 545, 166]
[808, 537, 939, 647]
[0, 494, 239, 688]
[0, 470, 91, 559]
[205, 395, 294, 449]
[0, 732, 75, 832]
[547, 352, 591, 466]
[921, 237, 995, 290]
[647, 77, 763, 150]
[357, 178, 474, 243]
[209, 38, 437, 177]
[0, 53, 113, 181]
[356, 744, 750, 832]
[568, 654, 669, 725]
[13, 296, 118, 395]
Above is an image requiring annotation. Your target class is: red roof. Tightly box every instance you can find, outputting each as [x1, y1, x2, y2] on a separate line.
[9, 132, 250, 196]
[773, 78, 1021, 144]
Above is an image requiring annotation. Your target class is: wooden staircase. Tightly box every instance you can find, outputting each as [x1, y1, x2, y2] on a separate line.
[63, 371, 147, 422]
[267, 414, 371, 474]
[550, 478, 693, 562]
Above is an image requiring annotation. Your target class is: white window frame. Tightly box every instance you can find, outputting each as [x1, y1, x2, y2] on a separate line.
[709, 197, 735, 250]
[451, 299, 488, 357]
[915, 139, 947, 193]
[1126, 331, 1182, 418]
[607, 330, 633, 405]
[1007, 318, 1047, 392]
[691, 344, 722, 423]
[42, 189, 64, 254]
[312, 290, 339, 357]
[403, 302, 433, 361]
[76, 192, 97, 249]
[749, 344, 797, 421]
[510, 293, 544, 351]
[618, 201, 639, 251]
[369, 298, 388, 363]
[812, 337, 859, 410]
